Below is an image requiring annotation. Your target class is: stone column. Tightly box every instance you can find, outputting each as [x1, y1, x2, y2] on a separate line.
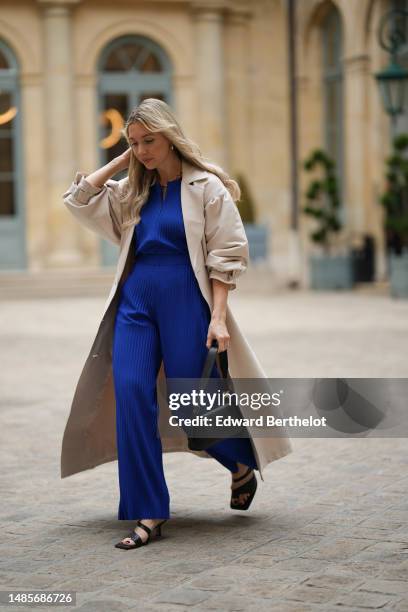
[343, 54, 371, 242]
[366, 0, 391, 282]
[21, 72, 48, 271]
[224, 8, 252, 176]
[173, 73, 198, 144]
[192, 3, 226, 168]
[38, 0, 82, 266]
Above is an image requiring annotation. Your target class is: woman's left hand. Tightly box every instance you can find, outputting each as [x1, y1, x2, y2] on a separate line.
[206, 318, 230, 352]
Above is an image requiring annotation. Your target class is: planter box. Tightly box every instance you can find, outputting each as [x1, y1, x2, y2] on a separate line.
[244, 223, 268, 261]
[389, 252, 408, 298]
[310, 254, 354, 290]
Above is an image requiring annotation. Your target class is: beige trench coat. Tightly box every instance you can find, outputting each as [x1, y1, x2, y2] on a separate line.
[60, 159, 292, 480]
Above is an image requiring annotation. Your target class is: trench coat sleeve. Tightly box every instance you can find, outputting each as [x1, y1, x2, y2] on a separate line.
[203, 177, 249, 291]
[62, 172, 126, 246]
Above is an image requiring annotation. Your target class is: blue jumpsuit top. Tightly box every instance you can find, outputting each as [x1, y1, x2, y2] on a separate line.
[134, 177, 188, 257]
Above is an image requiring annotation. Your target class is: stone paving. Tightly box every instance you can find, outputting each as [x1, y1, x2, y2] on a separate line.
[0, 288, 408, 611]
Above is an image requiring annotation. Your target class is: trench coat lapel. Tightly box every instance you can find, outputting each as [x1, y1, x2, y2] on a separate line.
[180, 161, 207, 275]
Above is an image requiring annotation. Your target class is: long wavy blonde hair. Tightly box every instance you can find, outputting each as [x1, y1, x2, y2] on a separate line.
[118, 98, 241, 231]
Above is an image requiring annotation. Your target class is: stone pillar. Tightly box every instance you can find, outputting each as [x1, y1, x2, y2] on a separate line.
[367, 0, 391, 282]
[343, 54, 371, 241]
[224, 8, 252, 175]
[192, 3, 226, 168]
[21, 72, 48, 271]
[173, 73, 198, 145]
[38, 0, 82, 266]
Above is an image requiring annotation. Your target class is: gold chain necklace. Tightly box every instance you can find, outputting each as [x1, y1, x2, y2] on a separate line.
[159, 171, 182, 202]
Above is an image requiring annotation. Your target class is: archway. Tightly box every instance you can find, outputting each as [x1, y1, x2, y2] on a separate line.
[97, 35, 173, 266]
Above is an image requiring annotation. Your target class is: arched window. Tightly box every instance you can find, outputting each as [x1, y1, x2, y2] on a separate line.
[0, 39, 25, 269]
[321, 6, 344, 208]
[98, 35, 172, 170]
[97, 35, 172, 265]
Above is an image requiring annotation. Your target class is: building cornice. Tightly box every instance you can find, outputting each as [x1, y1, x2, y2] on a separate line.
[36, 0, 81, 5]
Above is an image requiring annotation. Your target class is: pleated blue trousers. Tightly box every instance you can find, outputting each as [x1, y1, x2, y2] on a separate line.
[112, 252, 257, 520]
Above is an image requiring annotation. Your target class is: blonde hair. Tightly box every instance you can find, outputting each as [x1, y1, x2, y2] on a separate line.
[118, 98, 241, 230]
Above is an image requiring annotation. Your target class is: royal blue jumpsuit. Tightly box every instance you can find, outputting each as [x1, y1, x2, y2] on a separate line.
[112, 176, 257, 520]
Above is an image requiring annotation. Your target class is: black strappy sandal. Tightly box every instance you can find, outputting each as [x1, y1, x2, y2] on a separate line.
[230, 467, 257, 511]
[114, 519, 167, 550]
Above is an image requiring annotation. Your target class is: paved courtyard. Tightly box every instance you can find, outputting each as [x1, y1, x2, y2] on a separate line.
[0, 287, 408, 611]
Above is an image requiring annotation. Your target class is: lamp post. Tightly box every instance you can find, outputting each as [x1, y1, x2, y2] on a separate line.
[375, 9, 408, 135]
[375, 9, 408, 297]
[286, 0, 302, 289]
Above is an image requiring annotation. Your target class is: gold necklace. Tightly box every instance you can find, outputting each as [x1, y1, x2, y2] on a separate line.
[159, 171, 182, 201]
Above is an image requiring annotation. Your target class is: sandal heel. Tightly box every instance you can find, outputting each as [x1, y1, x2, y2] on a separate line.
[156, 519, 167, 538]
[153, 519, 167, 539]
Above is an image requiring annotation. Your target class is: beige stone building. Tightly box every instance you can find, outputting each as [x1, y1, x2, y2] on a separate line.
[0, 0, 405, 285]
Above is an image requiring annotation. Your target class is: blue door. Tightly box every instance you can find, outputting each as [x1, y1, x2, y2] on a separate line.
[0, 41, 26, 270]
[97, 35, 173, 266]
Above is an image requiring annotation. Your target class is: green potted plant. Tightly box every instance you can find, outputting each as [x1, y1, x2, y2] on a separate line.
[380, 134, 408, 298]
[302, 149, 353, 289]
[235, 172, 268, 261]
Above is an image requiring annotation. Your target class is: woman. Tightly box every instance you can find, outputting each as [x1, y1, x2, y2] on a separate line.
[61, 98, 292, 550]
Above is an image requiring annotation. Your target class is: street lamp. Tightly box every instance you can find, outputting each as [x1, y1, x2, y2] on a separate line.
[375, 9, 408, 131]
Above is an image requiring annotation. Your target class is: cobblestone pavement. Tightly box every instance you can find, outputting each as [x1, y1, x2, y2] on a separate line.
[0, 289, 407, 611]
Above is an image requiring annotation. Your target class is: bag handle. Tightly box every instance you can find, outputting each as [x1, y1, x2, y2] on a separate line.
[200, 339, 229, 379]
